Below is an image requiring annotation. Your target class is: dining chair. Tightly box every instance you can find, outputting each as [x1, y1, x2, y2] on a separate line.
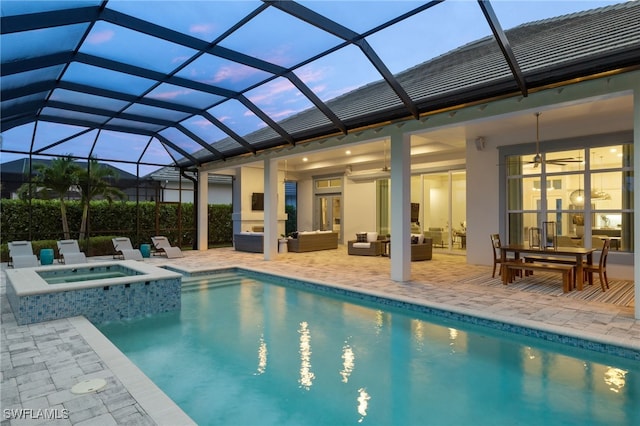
[490, 234, 517, 278]
[583, 238, 610, 291]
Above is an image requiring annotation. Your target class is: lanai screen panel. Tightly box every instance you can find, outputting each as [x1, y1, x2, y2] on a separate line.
[2, 0, 637, 173]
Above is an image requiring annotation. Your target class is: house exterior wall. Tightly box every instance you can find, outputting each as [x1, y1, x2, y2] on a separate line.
[163, 181, 232, 204]
[234, 166, 287, 235]
[343, 176, 378, 243]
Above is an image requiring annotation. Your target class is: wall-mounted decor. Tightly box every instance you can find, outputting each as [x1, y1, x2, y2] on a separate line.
[252, 192, 264, 211]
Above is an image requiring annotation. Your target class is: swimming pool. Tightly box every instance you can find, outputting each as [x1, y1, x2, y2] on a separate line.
[98, 270, 639, 425]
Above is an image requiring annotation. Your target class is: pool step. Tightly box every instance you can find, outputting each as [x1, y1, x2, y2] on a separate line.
[180, 273, 254, 291]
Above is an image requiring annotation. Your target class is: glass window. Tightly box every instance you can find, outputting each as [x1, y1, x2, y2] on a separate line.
[506, 144, 633, 251]
[315, 178, 342, 189]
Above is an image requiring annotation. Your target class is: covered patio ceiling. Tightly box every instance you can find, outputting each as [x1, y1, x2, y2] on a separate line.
[2, 1, 639, 175]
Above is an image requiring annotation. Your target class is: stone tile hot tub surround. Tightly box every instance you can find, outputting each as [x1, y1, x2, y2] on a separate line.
[5, 260, 182, 325]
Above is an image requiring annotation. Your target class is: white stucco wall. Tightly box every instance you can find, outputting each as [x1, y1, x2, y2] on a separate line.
[343, 176, 378, 243]
[163, 181, 232, 204]
[237, 166, 287, 235]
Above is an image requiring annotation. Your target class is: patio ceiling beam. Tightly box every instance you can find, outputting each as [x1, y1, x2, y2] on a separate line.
[31, 114, 198, 167]
[57, 82, 203, 115]
[32, 127, 97, 155]
[154, 133, 200, 167]
[45, 101, 162, 125]
[73, 53, 294, 141]
[1, 81, 57, 101]
[41, 102, 223, 162]
[477, 0, 528, 96]
[285, 71, 347, 134]
[175, 124, 226, 160]
[0, 6, 100, 34]
[74, 53, 237, 98]
[5, 81, 258, 157]
[1, 52, 74, 77]
[267, 0, 419, 119]
[1, 113, 38, 133]
[237, 95, 295, 145]
[201, 112, 257, 155]
[100, 9, 348, 138]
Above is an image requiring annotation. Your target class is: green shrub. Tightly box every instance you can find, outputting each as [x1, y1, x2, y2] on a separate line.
[1, 199, 233, 249]
[1, 235, 121, 263]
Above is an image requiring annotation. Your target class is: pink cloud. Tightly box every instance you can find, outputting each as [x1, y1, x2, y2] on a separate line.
[190, 23, 215, 36]
[247, 79, 297, 105]
[147, 88, 193, 100]
[87, 29, 115, 44]
[297, 67, 328, 85]
[270, 109, 298, 120]
[191, 118, 213, 128]
[211, 64, 260, 85]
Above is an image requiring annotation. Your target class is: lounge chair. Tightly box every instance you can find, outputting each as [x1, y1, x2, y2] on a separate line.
[8, 241, 39, 268]
[151, 236, 183, 258]
[57, 239, 87, 264]
[112, 237, 143, 261]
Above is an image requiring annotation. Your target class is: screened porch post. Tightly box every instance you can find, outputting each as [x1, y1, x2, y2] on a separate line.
[390, 130, 411, 282]
[264, 158, 278, 260]
[197, 170, 209, 251]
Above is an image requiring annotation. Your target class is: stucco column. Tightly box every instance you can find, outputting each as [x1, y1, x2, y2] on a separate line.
[634, 86, 640, 320]
[197, 169, 208, 251]
[390, 129, 411, 281]
[264, 158, 278, 260]
[231, 169, 242, 237]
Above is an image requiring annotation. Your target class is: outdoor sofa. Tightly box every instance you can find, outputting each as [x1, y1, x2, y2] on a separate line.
[288, 231, 338, 253]
[234, 232, 264, 253]
[411, 237, 433, 261]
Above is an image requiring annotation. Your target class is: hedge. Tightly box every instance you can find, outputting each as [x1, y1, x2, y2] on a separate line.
[1, 199, 233, 259]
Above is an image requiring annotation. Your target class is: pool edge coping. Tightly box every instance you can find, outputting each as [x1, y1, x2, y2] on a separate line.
[68, 315, 196, 426]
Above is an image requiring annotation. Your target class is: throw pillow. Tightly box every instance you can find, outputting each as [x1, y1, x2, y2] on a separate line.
[411, 235, 419, 244]
[356, 232, 368, 243]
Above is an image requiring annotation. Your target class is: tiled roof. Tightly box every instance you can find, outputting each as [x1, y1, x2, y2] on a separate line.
[197, 2, 640, 164]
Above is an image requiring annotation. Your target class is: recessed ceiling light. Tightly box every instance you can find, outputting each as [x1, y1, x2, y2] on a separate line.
[610, 148, 617, 153]
[345, 150, 351, 155]
[302, 157, 308, 162]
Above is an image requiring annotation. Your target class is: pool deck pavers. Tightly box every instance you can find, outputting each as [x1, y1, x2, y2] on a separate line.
[1, 247, 638, 425]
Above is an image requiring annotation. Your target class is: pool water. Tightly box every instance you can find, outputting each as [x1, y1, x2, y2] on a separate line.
[42, 271, 128, 284]
[98, 272, 639, 426]
[37, 264, 141, 284]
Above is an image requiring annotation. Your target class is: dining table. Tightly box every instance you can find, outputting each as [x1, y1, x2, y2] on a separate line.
[500, 244, 597, 290]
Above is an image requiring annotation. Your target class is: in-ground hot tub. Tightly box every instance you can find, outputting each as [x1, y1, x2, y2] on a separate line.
[5, 260, 182, 325]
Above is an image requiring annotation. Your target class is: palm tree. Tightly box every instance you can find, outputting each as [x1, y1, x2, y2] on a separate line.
[77, 158, 125, 240]
[22, 155, 81, 239]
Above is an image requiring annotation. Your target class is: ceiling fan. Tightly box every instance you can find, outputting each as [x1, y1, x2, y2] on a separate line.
[529, 112, 583, 167]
